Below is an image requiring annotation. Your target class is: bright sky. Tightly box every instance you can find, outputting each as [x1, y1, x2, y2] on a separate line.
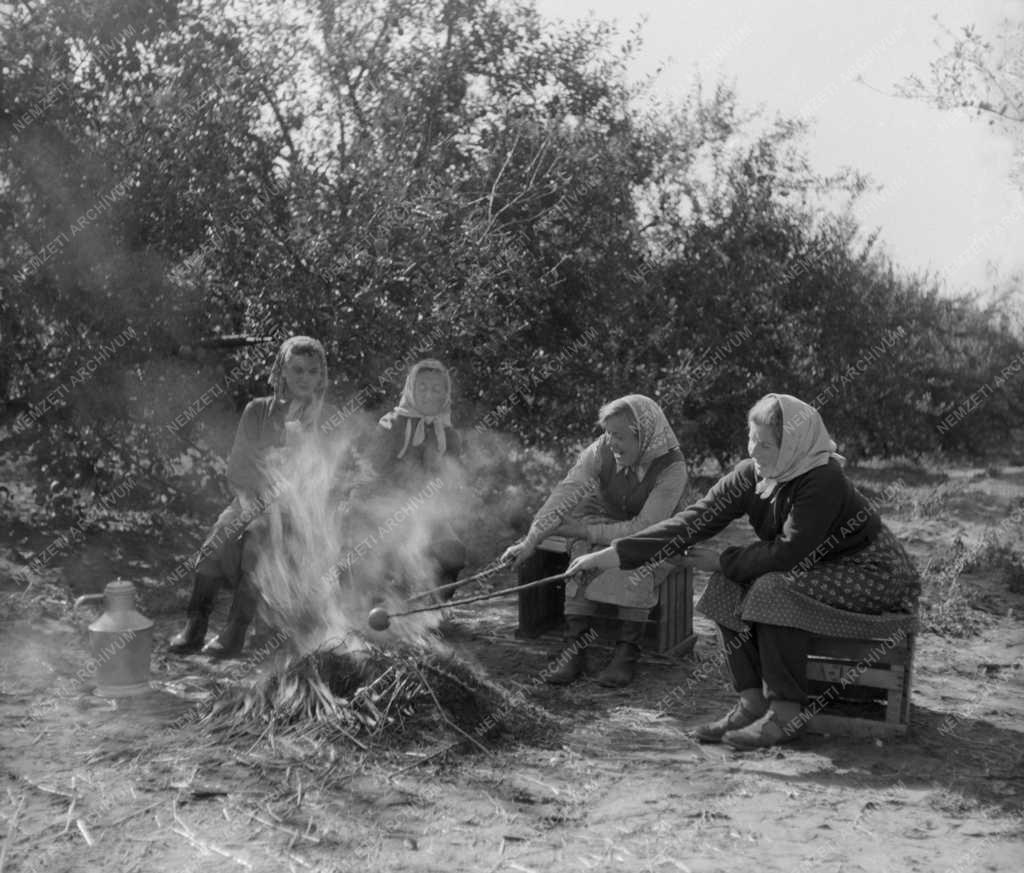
[533, 0, 1024, 296]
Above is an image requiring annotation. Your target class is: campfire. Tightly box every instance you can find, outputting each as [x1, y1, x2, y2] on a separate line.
[194, 430, 558, 755]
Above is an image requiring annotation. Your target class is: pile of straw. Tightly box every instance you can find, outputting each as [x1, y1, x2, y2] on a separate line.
[199, 646, 558, 752]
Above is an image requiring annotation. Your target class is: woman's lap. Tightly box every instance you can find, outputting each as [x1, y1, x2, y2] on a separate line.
[698, 526, 921, 637]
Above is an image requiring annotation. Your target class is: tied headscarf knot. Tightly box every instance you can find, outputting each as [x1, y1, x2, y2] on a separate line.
[754, 393, 845, 500]
[379, 359, 452, 459]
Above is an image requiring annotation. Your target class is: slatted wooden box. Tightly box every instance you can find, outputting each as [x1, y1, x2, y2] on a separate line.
[516, 536, 697, 657]
[804, 626, 916, 737]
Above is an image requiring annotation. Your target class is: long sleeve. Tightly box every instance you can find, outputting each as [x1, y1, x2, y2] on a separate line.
[226, 400, 273, 499]
[524, 440, 603, 547]
[585, 460, 688, 544]
[719, 463, 852, 583]
[613, 462, 755, 570]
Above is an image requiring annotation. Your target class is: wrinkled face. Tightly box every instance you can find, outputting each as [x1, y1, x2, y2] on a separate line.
[413, 369, 447, 416]
[604, 414, 641, 469]
[282, 352, 321, 401]
[748, 421, 781, 477]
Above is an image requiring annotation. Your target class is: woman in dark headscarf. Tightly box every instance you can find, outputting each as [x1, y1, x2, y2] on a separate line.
[568, 393, 920, 748]
[169, 335, 339, 657]
[502, 395, 689, 687]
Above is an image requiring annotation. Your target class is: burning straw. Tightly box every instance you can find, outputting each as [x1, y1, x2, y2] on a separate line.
[196, 413, 560, 756]
[244, 416, 469, 653]
[199, 646, 559, 753]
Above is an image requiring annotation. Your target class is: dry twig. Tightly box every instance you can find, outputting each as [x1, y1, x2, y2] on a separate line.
[0, 794, 26, 873]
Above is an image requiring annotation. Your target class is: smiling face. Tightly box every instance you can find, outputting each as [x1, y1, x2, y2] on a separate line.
[748, 421, 781, 477]
[412, 369, 447, 416]
[281, 351, 321, 401]
[603, 413, 641, 469]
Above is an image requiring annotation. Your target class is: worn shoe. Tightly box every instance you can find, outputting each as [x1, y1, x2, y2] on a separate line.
[545, 618, 595, 685]
[693, 703, 766, 743]
[202, 579, 256, 659]
[722, 710, 807, 750]
[167, 616, 209, 654]
[594, 642, 639, 687]
[545, 649, 586, 684]
[168, 573, 219, 654]
[583, 643, 605, 676]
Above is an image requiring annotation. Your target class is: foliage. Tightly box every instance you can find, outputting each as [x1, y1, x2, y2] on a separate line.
[2, 0, 1024, 520]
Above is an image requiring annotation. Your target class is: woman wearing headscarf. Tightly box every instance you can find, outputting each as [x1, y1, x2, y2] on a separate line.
[169, 335, 339, 657]
[355, 359, 466, 596]
[568, 393, 920, 748]
[502, 395, 689, 688]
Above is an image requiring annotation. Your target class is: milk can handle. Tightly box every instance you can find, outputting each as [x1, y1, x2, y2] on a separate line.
[73, 593, 105, 612]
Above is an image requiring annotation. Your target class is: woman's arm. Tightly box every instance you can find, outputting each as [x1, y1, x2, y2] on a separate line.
[501, 441, 603, 566]
[584, 460, 689, 544]
[226, 400, 272, 499]
[612, 463, 755, 570]
[718, 465, 848, 583]
[522, 440, 603, 548]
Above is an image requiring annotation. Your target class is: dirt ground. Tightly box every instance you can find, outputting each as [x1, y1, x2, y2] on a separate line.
[2, 461, 1023, 873]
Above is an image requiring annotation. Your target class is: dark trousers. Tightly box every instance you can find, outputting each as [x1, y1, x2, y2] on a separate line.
[720, 623, 810, 704]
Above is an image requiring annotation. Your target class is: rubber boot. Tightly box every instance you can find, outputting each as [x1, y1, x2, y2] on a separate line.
[595, 620, 644, 687]
[168, 573, 220, 654]
[545, 617, 594, 685]
[202, 579, 257, 659]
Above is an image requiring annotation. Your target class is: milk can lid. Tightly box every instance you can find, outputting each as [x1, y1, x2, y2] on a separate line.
[105, 579, 136, 594]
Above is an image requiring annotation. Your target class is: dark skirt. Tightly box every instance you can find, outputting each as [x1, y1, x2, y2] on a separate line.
[696, 525, 921, 638]
[193, 499, 262, 586]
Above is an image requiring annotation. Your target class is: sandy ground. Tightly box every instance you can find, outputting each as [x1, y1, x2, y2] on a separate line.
[1, 463, 1023, 873]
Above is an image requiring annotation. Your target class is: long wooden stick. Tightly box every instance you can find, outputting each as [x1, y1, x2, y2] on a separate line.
[388, 570, 575, 619]
[403, 559, 512, 604]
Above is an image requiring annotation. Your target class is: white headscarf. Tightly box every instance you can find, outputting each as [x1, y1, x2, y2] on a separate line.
[378, 359, 453, 459]
[754, 393, 844, 499]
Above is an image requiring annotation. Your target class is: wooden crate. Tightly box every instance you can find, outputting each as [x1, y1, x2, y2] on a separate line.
[516, 537, 696, 657]
[804, 627, 916, 737]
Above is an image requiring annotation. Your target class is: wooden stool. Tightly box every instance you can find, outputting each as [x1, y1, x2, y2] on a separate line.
[516, 536, 697, 657]
[804, 624, 916, 737]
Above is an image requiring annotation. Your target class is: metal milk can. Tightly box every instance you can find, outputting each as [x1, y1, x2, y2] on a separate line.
[74, 579, 153, 697]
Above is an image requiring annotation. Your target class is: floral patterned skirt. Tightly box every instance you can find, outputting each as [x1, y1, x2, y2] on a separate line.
[696, 525, 921, 638]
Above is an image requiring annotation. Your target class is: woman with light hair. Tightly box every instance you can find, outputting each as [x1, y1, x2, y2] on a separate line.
[169, 335, 339, 657]
[503, 395, 688, 687]
[568, 393, 920, 748]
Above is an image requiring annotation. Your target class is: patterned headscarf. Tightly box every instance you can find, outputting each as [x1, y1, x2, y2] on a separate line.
[378, 359, 453, 459]
[754, 393, 844, 499]
[269, 335, 328, 428]
[602, 394, 680, 473]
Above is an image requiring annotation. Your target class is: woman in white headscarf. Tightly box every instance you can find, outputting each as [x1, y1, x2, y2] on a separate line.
[169, 335, 339, 658]
[568, 393, 920, 748]
[356, 359, 466, 597]
[502, 395, 689, 688]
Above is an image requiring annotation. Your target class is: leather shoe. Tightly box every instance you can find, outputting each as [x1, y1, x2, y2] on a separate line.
[693, 702, 765, 743]
[722, 710, 807, 750]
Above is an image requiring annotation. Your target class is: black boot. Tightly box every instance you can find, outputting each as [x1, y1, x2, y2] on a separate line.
[168, 573, 220, 654]
[202, 579, 257, 659]
[595, 620, 644, 687]
[545, 617, 595, 685]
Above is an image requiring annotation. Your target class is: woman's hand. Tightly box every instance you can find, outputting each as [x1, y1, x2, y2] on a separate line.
[500, 540, 535, 568]
[566, 547, 620, 576]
